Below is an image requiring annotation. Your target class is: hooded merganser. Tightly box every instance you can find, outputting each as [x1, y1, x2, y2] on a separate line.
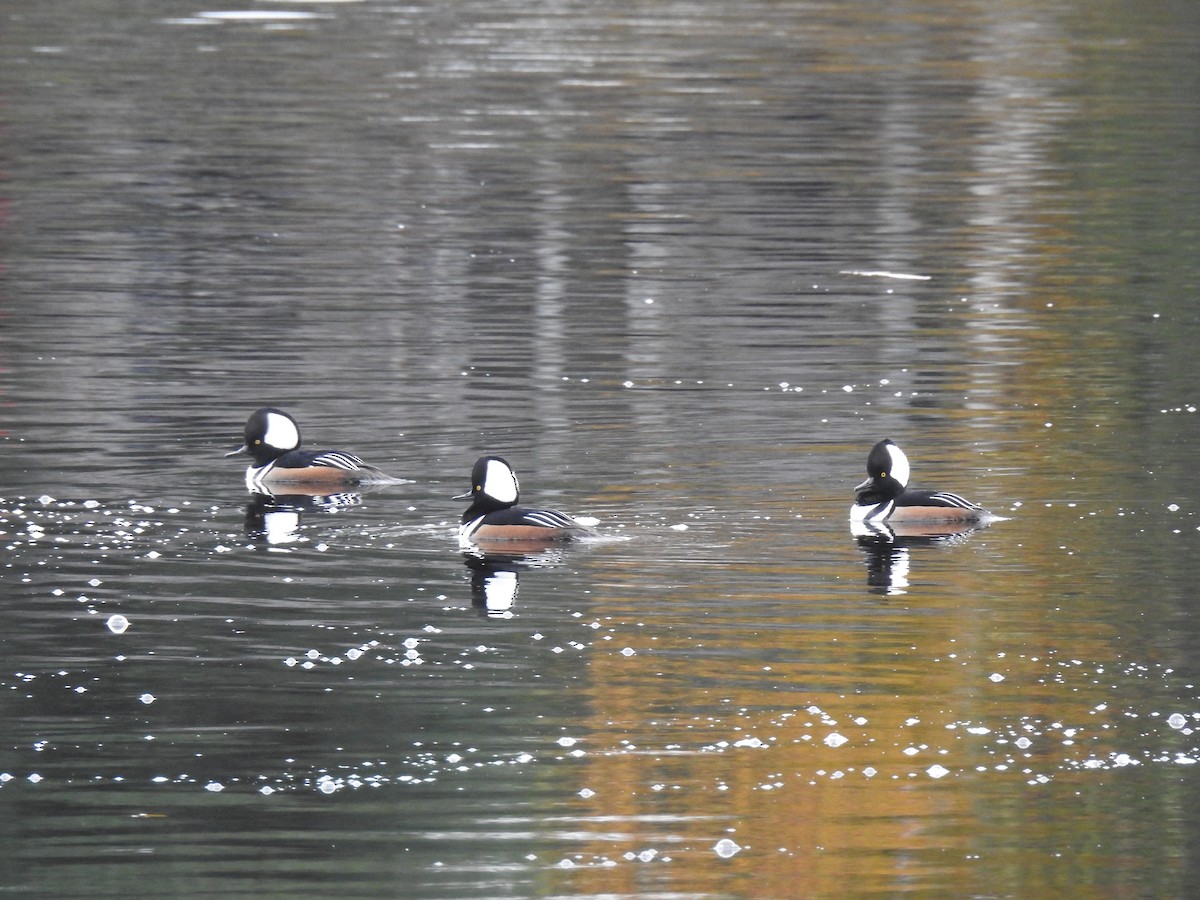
[225, 407, 390, 489]
[456, 456, 593, 545]
[851, 439, 988, 524]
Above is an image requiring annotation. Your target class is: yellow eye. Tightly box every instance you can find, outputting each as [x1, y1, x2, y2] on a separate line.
[254, 439, 262, 446]
[880, 471, 887, 477]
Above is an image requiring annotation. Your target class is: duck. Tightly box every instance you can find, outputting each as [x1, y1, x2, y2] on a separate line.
[456, 455, 593, 544]
[225, 407, 390, 490]
[851, 438, 989, 523]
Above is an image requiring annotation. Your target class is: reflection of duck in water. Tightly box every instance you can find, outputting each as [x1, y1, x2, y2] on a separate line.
[468, 558, 520, 618]
[226, 407, 398, 492]
[462, 547, 568, 618]
[853, 519, 982, 595]
[455, 456, 596, 551]
[851, 439, 991, 524]
[243, 489, 365, 545]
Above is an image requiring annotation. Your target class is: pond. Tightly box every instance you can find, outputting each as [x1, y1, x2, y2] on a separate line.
[3, 0, 1200, 896]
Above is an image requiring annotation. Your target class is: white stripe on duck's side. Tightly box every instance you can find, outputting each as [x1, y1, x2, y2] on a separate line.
[521, 510, 579, 529]
[850, 499, 894, 524]
[460, 515, 489, 542]
[310, 451, 367, 471]
[925, 491, 980, 510]
[246, 460, 278, 492]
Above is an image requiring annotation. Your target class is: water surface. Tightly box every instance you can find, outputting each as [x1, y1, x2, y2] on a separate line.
[3, 0, 1200, 896]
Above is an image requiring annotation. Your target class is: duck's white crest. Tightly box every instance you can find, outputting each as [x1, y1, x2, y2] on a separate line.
[483, 458, 519, 504]
[263, 411, 300, 451]
[885, 442, 910, 487]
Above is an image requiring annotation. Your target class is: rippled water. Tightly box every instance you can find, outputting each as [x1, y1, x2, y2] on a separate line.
[4, 0, 1200, 896]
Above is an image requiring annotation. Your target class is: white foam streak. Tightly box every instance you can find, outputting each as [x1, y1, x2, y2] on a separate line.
[840, 270, 932, 280]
